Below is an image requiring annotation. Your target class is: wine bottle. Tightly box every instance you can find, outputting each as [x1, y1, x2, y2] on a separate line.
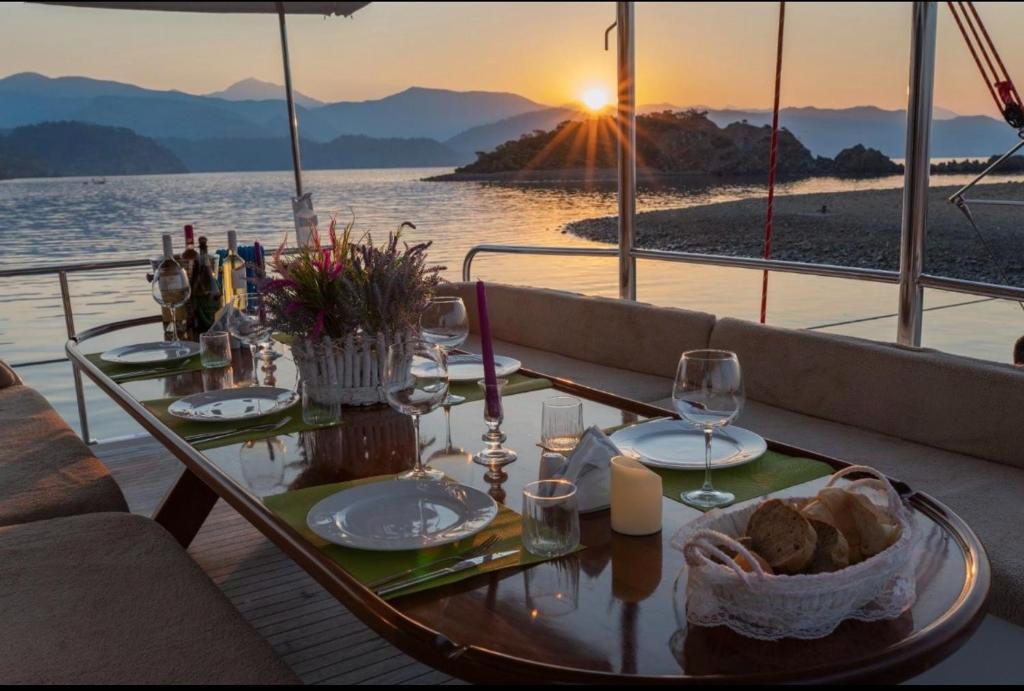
[181, 224, 198, 278]
[221, 230, 248, 308]
[191, 236, 222, 333]
[155, 234, 189, 341]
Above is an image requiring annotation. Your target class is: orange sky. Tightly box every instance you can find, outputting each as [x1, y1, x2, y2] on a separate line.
[2, 2, 1022, 116]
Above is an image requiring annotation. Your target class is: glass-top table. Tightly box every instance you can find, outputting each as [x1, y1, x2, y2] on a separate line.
[68, 317, 990, 684]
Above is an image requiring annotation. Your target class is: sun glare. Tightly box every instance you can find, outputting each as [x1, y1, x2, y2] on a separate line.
[580, 87, 610, 112]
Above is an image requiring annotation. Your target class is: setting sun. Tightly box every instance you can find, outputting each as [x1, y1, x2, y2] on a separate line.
[580, 87, 610, 112]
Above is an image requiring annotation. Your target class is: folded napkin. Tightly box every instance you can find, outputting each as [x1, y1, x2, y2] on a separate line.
[540, 425, 618, 513]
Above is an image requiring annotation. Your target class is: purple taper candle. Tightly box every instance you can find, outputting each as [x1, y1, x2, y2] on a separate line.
[476, 280, 501, 419]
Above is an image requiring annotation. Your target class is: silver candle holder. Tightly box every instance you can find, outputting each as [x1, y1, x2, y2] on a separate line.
[473, 378, 518, 467]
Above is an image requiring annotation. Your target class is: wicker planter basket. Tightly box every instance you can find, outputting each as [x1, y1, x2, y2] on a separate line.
[292, 331, 408, 406]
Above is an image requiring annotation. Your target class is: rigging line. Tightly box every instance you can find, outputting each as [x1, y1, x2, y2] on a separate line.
[759, 0, 785, 325]
[965, 1, 1022, 105]
[946, 1, 1002, 112]
[806, 297, 997, 331]
[952, 197, 1024, 312]
[959, 1, 1001, 88]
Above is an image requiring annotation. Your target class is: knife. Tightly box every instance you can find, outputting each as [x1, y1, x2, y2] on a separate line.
[375, 548, 520, 597]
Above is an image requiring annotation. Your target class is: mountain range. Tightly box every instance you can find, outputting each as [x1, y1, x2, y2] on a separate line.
[1, 72, 1021, 176]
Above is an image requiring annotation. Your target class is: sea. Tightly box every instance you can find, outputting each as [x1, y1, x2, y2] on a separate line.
[2, 165, 1023, 440]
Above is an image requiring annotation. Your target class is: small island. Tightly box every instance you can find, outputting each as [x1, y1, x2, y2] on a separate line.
[426, 110, 903, 182]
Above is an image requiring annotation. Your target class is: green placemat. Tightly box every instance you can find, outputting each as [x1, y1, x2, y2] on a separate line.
[264, 475, 576, 600]
[86, 352, 202, 382]
[653, 451, 834, 510]
[141, 396, 321, 450]
[450, 373, 552, 403]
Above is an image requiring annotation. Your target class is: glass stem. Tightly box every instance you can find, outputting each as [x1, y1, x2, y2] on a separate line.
[250, 345, 260, 385]
[443, 404, 453, 451]
[412, 413, 423, 474]
[170, 311, 179, 343]
[702, 426, 714, 491]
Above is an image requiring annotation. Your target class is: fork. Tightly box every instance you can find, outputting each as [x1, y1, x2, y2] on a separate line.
[366, 534, 501, 590]
[186, 416, 293, 444]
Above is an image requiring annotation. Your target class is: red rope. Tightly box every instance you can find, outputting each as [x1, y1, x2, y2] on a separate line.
[760, 1, 785, 325]
[947, 2, 1023, 123]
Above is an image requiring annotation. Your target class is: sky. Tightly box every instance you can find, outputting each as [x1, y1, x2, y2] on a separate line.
[1, 2, 1023, 116]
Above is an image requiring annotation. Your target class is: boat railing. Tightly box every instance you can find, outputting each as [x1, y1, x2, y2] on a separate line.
[462, 243, 1024, 303]
[3, 245, 1024, 445]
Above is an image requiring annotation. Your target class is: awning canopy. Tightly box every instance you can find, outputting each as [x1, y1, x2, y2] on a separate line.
[36, 2, 367, 15]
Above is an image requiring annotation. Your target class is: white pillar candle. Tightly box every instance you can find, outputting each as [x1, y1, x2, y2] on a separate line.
[610, 455, 663, 536]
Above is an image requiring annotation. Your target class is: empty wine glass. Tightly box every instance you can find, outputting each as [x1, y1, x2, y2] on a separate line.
[151, 255, 191, 345]
[384, 339, 449, 481]
[420, 296, 469, 405]
[673, 350, 744, 509]
[233, 293, 273, 385]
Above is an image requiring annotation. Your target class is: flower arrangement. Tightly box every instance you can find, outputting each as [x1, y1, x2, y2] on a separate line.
[262, 214, 443, 342]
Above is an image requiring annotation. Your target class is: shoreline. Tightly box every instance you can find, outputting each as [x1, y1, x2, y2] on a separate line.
[564, 182, 1024, 285]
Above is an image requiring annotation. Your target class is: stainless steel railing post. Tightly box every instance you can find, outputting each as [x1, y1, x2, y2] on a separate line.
[616, 1, 637, 301]
[897, 1, 937, 346]
[58, 271, 91, 444]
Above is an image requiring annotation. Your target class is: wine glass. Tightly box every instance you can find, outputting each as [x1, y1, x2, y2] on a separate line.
[384, 339, 449, 481]
[233, 293, 273, 385]
[672, 349, 744, 509]
[420, 297, 469, 405]
[151, 257, 191, 345]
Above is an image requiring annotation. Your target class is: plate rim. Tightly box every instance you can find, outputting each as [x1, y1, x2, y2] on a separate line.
[305, 478, 499, 551]
[167, 385, 299, 422]
[446, 354, 522, 382]
[610, 418, 767, 470]
[100, 340, 199, 364]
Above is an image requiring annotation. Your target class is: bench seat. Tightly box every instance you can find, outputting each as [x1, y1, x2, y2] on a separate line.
[0, 512, 297, 684]
[0, 383, 128, 526]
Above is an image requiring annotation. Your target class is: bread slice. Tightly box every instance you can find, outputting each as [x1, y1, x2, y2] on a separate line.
[813, 487, 901, 563]
[746, 499, 817, 574]
[806, 518, 850, 573]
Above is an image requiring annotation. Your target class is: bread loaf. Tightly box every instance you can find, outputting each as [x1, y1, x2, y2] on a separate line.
[746, 499, 817, 574]
[806, 518, 850, 573]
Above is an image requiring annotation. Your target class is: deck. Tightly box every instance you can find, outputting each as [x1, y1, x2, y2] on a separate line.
[95, 436, 459, 686]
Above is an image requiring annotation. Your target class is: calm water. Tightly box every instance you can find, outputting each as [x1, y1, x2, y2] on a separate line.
[2, 167, 1022, 439]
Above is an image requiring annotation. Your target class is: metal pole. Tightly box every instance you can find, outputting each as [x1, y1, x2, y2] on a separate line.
[616, 1, 637, 301]
[897, 1, 937, 346]
[277, 3, 304, 197]
[59, 271, 91, 444]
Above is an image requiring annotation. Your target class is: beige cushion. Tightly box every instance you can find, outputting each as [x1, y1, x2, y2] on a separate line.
[463, 334, 673, 403]
[438, 282, 715, 379]
[0, 512, 297, 684]
[709, 317, 1024, 470]
[650, 396, 1023, 626]
[0, 385, 128, 526]
[0, 359, 19, 389]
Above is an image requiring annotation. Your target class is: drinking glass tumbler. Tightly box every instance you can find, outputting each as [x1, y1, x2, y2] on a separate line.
[522, 479, 580, 558]
[200, 331, 232, 369]
[302, 381, 342, 427]
[541, 396, 584, 452]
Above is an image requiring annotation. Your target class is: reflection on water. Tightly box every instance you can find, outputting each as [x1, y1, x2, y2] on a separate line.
[2, 167, 1023, 439]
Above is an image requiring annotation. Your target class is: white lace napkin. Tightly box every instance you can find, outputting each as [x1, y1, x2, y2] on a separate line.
[539, 426, 620, 513]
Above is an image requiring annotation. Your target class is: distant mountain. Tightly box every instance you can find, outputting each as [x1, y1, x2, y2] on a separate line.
[0, 73, 547, 145]
[311, 87, 544, 141]
[206, 78, 324, 108]
[161, 134, 469, 172]
[0, 121, 185, 179]
[445, 106, 584, 155]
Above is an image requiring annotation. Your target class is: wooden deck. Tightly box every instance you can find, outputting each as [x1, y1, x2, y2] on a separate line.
[95, 436, 459, 686]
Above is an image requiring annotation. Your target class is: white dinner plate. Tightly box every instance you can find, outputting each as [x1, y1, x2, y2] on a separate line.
[610, 419, 768, 470]
[446, 354, 521, 382]
[167, 386, 299, 422]
[306, 478, 499, 551]
[101, 341, 199, 365]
